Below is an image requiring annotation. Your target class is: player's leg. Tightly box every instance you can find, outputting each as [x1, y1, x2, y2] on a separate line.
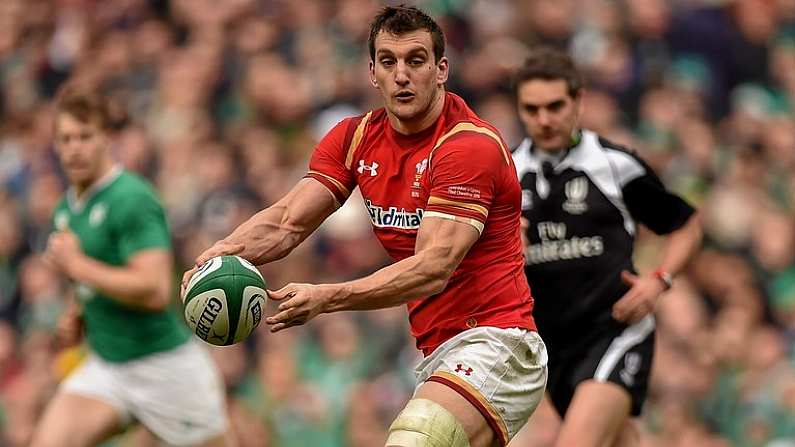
[554, 380, 631, 447]
[122, 341, 232, 447]
[31, 353, 129, 447]
[30, 392, 123, 447]
[554, 316, 655, 447]
[386, 327, 547, 447]
[390, 380, 492, 447]
[127, 426, 234, 447]
[507, 394, 561, 446]
[612, 419, 640, 447]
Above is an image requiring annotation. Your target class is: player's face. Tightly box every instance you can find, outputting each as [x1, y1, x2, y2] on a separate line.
[54, 113, 112, 189]
[516, 79, 582, 152]
[369, 30, 449, 125]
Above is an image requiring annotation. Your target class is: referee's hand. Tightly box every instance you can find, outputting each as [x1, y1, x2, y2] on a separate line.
[612, 270, 665, 324]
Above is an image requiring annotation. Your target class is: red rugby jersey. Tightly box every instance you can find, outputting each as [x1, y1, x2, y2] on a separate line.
[306, 92, 535, 355]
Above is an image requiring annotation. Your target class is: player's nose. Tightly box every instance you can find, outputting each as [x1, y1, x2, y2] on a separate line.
[394, 61, 410, 85]
[536, 109, 551, 126]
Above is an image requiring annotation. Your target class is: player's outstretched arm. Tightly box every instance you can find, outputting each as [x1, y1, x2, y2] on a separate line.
[183, 178, 338, 290]
[197, 178, 337, 264]
[265, 215, 479, 332]
[45, 230, 173, 312]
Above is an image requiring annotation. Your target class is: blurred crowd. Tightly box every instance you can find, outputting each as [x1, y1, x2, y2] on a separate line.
[1, 0, 794, 446]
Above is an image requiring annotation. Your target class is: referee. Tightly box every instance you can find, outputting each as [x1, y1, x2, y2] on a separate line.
[511, 47, 702, 447]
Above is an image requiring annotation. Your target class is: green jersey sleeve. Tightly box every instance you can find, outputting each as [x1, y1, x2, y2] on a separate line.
[114, 192, 171, 262]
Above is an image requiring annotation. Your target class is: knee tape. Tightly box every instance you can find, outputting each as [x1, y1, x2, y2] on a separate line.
[385, 398, 470, 447]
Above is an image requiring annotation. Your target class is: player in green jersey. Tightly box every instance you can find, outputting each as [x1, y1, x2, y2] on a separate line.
[30, 85, 232, 447]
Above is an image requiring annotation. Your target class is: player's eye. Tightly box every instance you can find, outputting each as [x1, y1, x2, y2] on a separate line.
[523, 104, 538, 114]
[548, 101, 565, 112]
[380, 58, 395, 67]
[408, 58, 424, 66]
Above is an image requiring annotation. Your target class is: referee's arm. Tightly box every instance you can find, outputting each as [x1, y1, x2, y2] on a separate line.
[613, 171, 702, 323]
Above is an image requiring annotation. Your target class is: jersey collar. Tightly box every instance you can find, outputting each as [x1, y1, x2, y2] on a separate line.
[525, 129, 585, 173]
[67, 165, 124, 212]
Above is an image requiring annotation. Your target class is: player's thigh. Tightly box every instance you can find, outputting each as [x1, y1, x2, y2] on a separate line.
[192, 432, 238, 447]
[122, 341, 229, 446]
[31, 391, 124, 447]
[555, 380, 631, 447]
[407, 327, 548, 446]
[507, 394, 560, 447]
[413, 380, 494, 447]
[611, 419, 640, 447]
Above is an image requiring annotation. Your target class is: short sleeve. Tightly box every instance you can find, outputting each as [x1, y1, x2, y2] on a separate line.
[622, 164, 695, 235]
[115, 193, 171, 262]
[305, 118, 358, 204]
[425, 135, 507, 234]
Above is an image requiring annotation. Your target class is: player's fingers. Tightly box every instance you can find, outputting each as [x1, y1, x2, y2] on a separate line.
[196, 241, 245, 265]
[270, 319, 305, 333]
[267, 287, 297, 301]
[277, 295, 304, 312]
[180, 267, 198, 295]
[266, 307, 299, 325]
[620, 270, 637, 286]
[612, 298, 631, 321]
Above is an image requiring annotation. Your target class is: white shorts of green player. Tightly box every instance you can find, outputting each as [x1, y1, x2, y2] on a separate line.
[61, 340, 227, 446]
[388, 327, 548, 446]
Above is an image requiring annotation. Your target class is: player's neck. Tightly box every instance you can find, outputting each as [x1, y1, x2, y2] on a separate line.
[389, 88, 446, 135]
[73, 160, 118, 199]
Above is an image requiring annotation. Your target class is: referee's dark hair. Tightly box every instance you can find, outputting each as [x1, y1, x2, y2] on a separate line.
[513, 47, 583, 98]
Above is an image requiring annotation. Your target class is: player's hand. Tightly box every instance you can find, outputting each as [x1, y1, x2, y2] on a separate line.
[56, 307, 83, 347]
[45, 230, 84, 277]
[612, 270, 666, 324]
[265, 283, 334, 333]
[181, 239, 246, 298]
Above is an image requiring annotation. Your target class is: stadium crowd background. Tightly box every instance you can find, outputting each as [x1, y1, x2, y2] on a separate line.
[0, 0, 794, 445]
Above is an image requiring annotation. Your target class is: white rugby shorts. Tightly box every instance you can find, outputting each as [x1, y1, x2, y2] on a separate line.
[414, 326, 548, 446]
[62, 340, 227, 446]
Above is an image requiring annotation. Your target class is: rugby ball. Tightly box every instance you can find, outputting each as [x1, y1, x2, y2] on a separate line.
[182, 256, 267, 346]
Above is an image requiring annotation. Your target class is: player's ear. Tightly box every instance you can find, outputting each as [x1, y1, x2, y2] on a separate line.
[368, 60, 379, 89]
[436, 56, 449, 86]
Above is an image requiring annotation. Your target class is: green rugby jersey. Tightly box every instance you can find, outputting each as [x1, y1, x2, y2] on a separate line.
[52, 167, 189, 362]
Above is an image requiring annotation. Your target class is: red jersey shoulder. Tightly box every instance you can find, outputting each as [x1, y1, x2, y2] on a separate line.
[306, 109, 388, 203]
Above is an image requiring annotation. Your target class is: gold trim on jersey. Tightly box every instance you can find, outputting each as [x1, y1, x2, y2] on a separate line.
[429, 122, 511, 167]
[428, 195, 488, 218]
[345, 111, 373, 169]
[307, 170, 351, 198]
[424, 211, 485, 234]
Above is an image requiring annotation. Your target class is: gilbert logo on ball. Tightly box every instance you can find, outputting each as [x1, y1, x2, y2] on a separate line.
[182, 256, 267, 346]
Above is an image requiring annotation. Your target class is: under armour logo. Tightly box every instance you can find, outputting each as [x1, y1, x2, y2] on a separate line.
[454, 364, 473, 376]
[358, 160, 379, 176]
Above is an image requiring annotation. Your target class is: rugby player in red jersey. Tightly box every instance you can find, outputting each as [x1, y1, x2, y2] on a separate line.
[184, 6, 547, 446]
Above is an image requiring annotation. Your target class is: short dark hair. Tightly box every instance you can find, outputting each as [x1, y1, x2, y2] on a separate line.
[54, 83, 114, 130]
[368, 5, 445, 63]
[513, 47, 583, 98]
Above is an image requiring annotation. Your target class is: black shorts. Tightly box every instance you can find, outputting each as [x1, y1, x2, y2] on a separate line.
[545, 315, 655, 417]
